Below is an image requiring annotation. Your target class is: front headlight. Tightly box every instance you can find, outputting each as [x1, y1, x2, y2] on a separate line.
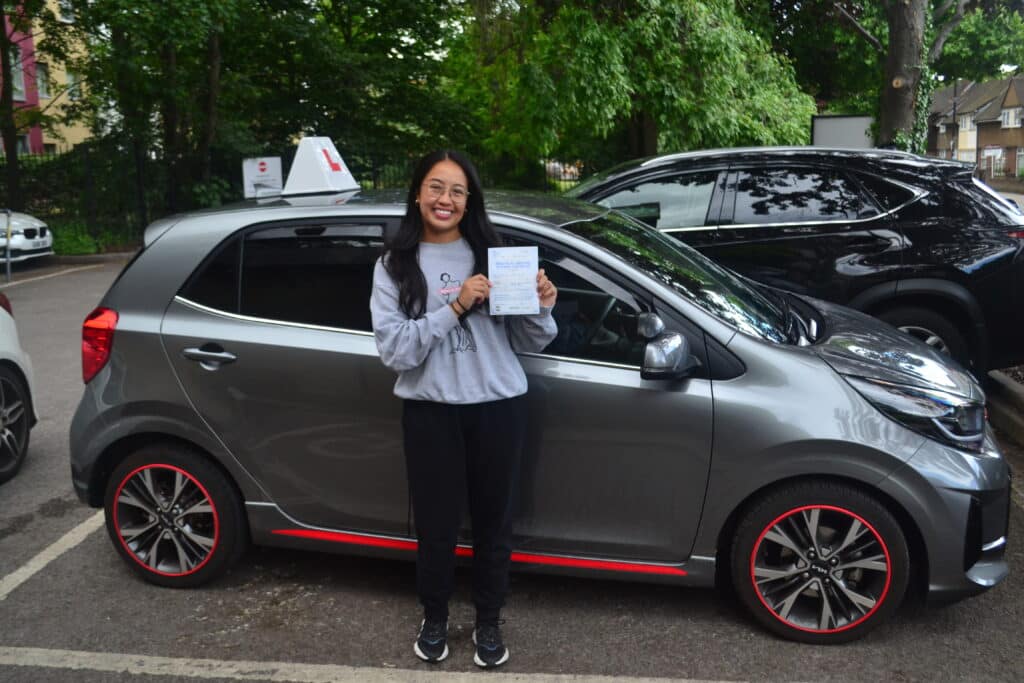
[844, 375, 986, 452]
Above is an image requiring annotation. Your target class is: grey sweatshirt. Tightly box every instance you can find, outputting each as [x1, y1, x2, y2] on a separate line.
[370, 238, 558, 404]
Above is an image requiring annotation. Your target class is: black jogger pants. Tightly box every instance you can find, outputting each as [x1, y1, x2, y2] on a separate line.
[402, 394, 528, 624]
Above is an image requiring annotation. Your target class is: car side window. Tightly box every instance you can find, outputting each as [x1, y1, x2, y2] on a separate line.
[597, 171, 719, 230]
[180, 223, 385, 332]
[501, 237, 649, 367]
[180, 236, 242, 313]
[729, 167, 876, 224]
[854, 173, 917, 211]
[239, 224, 384, 331]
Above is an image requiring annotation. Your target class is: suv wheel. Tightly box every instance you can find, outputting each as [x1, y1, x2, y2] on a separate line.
[878, 307, 970, 366]
[731, 481, 909, 644]
[0, 365, 31, 485]
[103, 445, 247, 587]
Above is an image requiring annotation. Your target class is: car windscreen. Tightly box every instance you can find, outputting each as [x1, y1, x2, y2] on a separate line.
[560, 210, 787, 342]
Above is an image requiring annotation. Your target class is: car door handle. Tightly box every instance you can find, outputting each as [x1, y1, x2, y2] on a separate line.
[182, 345, 237, 368]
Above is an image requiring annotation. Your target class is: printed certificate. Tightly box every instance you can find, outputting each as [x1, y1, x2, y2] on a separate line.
[488, 246, 539, 315]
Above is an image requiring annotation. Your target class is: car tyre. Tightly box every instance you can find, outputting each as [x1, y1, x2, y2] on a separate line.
[0, 365, 31, 485]
[103, 444, 247, 588]
[730, 480, 909, 644]
[878, 307, 970, 367]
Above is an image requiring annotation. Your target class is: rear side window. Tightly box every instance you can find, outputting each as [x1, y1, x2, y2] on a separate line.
[180, 223, 385, 331]
[944, 177, 1024, 227]
[597, 171, 719, 229]
[855, 174, 917, 211]
[728, 167, 875, 224]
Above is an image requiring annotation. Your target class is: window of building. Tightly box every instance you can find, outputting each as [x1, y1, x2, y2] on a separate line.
[35, 62, 50, 99]
[1001, 107, 1023, 128]
[58, 0, 75, 23]
[11, 46, 25, 101]
[938, 123, 946, 135]
[728, 168, 875, 225]
[66, 71, 81, 100]
[43, 143, 57, 155]
[16, 135, 29, 155]
[597, 171, 720, 230]
[960, 115, 973, 130]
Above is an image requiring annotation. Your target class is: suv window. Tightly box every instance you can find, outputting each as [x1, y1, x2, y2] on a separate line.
[729, 168, 875, 224]
[597, 171, 719, 229]
[181, 223, 385, 332]
[854, 173, 917, 211]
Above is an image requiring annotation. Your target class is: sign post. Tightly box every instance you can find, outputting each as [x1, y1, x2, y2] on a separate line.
[242, 157, 283, 198]
[3, 209, 10, 283]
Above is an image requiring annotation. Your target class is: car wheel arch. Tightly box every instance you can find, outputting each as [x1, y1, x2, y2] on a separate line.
[852, 282, 986, 367]
[87, 432, 249, 520]
[712, 473, 928, 603]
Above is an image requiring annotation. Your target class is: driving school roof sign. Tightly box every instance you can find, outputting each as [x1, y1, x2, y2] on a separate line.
[282, 137, 360, 196]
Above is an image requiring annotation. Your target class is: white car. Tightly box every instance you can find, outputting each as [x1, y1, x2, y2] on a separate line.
[0, 292, 36, 484]
[0, 211, 54, 262]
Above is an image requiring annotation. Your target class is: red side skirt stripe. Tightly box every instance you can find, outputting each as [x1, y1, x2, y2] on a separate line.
[271, 529, 686, 577]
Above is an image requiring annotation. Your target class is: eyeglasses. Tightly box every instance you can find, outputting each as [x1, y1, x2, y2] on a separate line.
[423, 181, 469, 203]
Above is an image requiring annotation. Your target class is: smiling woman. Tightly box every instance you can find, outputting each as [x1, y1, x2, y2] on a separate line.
[370, 150, 558, 668]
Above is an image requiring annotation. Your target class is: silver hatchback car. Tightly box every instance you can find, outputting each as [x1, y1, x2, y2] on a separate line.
[71, 191, 1010, 644]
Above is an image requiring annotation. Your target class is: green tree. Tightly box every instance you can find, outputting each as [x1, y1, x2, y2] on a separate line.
[933, 6, 1024, 79]
[448, 0, 815, 183]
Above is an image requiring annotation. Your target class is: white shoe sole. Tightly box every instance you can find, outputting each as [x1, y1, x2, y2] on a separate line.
[472, 629, 509, 668]
[414, 619, 449, 663]
[414, 640, 449, 662]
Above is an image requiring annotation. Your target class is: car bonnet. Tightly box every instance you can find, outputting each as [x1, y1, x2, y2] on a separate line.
[808, 298, 981, 401]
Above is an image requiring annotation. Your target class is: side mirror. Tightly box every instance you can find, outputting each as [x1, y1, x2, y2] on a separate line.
[637, 311, 665, 339]
[641, 332, 699, 380]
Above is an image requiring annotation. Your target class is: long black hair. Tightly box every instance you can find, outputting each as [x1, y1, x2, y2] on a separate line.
[383, 150, 503, 319]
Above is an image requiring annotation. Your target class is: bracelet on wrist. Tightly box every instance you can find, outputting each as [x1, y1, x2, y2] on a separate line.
[452, 300, 466, 315]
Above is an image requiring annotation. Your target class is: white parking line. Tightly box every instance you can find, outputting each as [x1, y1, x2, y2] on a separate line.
[0, 264, 106, 289]
[0, 511, 103, 601]
[0, 647, 734, 682]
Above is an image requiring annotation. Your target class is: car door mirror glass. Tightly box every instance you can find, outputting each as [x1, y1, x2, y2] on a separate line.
[641, 332, 698, 380]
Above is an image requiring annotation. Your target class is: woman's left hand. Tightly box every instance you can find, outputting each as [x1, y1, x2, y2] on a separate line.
[537, 268, 557, 308]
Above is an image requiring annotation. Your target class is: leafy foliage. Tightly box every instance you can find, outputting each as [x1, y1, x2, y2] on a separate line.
[450, 0, 815, 183]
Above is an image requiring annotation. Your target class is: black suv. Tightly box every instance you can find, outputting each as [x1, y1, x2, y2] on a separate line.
[568, 147, 1024, 371]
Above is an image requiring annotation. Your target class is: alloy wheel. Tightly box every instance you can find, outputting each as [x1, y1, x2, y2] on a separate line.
[749, 504, 892, 634]
[112, 464, 220, 576]
[0, 374, 28, 473]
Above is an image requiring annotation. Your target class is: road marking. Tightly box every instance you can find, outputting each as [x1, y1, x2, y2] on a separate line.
[0, 264, 107, 289]
[0, 511, 103, 601]
[0, 647, 734, 682]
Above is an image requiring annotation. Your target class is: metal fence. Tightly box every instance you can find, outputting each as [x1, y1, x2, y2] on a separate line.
[0, 141, 583, 251]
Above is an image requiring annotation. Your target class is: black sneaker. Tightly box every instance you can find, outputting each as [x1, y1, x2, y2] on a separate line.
[472, 622, 509, 668]
[414, 618, 449, 663]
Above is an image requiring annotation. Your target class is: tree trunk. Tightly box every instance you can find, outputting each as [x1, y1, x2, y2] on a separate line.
[112, 27, 149, 227]
[161, 44, 181, 212]
[878, 0, 925, 146]
[199, 31, 222, 184]
[0, 20, 23, 211]
[627, 110, 658, 157]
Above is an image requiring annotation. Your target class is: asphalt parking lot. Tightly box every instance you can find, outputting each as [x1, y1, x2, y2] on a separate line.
[0, 258, 1022, 682]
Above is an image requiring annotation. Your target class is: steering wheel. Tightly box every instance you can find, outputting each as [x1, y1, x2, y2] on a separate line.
[583, 295, 617, 345]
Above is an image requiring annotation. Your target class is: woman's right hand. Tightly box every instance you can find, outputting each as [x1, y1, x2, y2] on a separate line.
[457, 274, 492, 309]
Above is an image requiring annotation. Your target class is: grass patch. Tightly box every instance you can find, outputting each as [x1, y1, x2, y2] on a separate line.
[48, 219, 140, 256]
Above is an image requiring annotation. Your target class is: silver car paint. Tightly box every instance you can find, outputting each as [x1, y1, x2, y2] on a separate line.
[69, 194, 1009, 600]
